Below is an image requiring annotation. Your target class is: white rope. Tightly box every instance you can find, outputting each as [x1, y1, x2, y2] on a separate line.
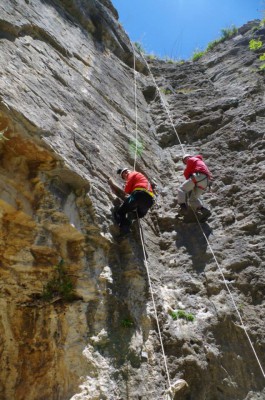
[139, 51, 265, 380]
[193, 212, 265, 379]
[132, 44, 139, 171]
[131, 43, 173, 397]
[137, 217, 172, 392]
[141, 55, 185, 155]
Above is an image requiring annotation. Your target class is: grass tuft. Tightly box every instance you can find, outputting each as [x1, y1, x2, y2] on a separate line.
[169, 309, 195, 322]
[192, 50, 205, 61]
[42, 259, 75, 301]
[121, 318, 134, 328]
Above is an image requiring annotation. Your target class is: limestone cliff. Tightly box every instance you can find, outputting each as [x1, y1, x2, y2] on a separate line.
[0, 1, 264, 400]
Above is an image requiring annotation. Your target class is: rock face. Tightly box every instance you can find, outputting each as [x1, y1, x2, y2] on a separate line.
[0, 2, 264, 400]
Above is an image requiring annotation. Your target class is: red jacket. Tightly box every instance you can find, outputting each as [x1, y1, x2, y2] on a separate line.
[124, 171, 153, 194]
[184, 155, 212, 180]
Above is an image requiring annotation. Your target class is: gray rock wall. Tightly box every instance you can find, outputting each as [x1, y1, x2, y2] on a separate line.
[0, 1, 264, 399]
[142, 20, 265, 400]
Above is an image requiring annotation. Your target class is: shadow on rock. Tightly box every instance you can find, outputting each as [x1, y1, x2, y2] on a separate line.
[93, 225, 150, 369]
[175, 223, 212, 272]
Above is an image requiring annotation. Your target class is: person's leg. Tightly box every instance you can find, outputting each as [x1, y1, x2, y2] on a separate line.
[189, 174, 208, 210]
[189, 187, 204, 209]
[178, 179, 195, 214]
[116, 193, 139, 233]
[197, 207, 211, 222]
[188, 175, 211, 220]
[135, 192, 154, 218]
[178, 179, 195, 205]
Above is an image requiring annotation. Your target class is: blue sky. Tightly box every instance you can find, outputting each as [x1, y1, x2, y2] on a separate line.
[112, 0, 263, 59]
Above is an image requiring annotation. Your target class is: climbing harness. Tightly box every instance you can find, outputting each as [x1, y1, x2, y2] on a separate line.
[137, 49, 265, 381]
[190, 173, 209, 190]
[133, 187, 155, 198]
[134, 180, 156, 199]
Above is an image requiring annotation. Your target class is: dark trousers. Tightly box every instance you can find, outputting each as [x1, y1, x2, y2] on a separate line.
[117, 191, 154, 233]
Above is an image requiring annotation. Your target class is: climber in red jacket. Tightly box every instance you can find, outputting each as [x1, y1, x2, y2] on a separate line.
[111, 168, 155, 235]
[178, 154, 212, 220]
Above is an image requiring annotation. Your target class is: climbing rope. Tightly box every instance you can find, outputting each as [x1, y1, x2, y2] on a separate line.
[131, 43, 184, 398]
[137, 218, 189, 398]
[193, 214, 265, 379]
[132, 45, 139, 171]
[138, 50, 265, 380]
[137, 218, 172, 392]
[141, 55, 185, 155]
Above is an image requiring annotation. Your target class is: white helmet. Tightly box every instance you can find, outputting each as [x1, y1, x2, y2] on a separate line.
[117, 167, 129, 176]
[182, 153, 191, 161]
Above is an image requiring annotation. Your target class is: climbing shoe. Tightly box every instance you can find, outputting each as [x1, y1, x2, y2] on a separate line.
[113, 210, 121, 224]
[127, 211, 138, 222]
[117, 231, 130, 240]
[179, 203, 188, 215]
[117, 224, 131, 240]
[197, 207, 211, 222]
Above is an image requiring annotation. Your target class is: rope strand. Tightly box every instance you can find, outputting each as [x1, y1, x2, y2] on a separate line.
[138, 217, 172, 390]
[131, 44, 265, 391]
[139, 50, 265, 380]
[132, 44, 139, 171]
[142, 55, 185, 155]
[193, 212, 265, 379]
[131, 43, 173, 397]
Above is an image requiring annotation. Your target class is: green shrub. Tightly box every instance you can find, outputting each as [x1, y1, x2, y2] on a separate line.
[121, 318, 134, 328]
[129, 138, 144, 157]
[206, 25, 237, 52]
[147, 54, 157, 60]
[160, 88, 172, 95]
[42, 259, 75, 301]
[134, 41, 145, 54]
[169, 309, 195, 322]
[176, 87, 195, 94]
[206, 39, 221, 52]
[162, 56, 177, 64]
[166, 58, 185, 64]
[252, 26, 259, 33]
[192, 50, 204, 61]
[249, 39, 263, 50]
[259, 63, 265, 71]
[260, 18, 265, 27]
[259, 53, 265, 61]
[220, 25, 237, 40]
